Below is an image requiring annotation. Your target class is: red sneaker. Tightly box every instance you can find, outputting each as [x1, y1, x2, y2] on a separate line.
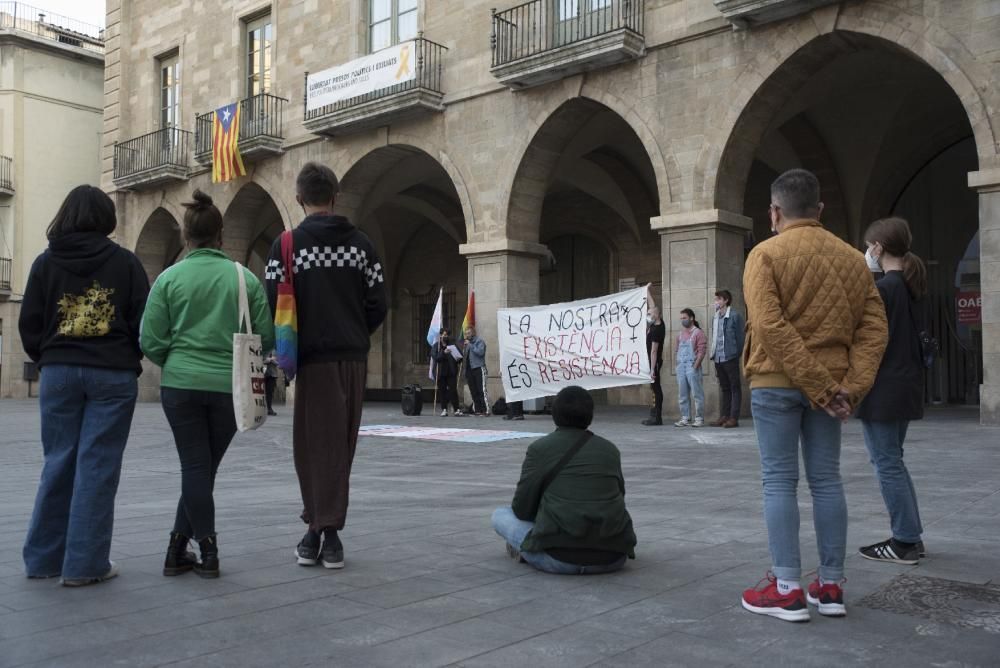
[806, 578, 846, 617]
[741, 573, 810, 622]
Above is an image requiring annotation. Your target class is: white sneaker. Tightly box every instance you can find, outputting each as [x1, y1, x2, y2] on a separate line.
[674, 418, 691, 427]
[692, 418, 704, 428]
[62, 561, 119, 587]
[440, 409, 448, 417]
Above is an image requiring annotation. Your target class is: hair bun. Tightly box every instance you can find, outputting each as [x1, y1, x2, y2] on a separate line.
[186, 189, 213, 209]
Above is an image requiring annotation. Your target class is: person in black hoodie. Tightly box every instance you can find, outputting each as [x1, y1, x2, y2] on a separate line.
[265, 162, 387, 569]
[856, 217, 927, 566]
[432, 328, 462, 416]
[18, 185, 149, 587]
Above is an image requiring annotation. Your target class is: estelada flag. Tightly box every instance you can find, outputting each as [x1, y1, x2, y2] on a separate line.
[462, 290, 475, 334]
[212, 102, 246, 183]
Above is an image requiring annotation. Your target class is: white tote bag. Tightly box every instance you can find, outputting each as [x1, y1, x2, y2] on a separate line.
[232, 262, 267, 432]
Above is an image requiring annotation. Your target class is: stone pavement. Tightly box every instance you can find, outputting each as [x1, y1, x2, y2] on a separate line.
[1, 399, 999, 667]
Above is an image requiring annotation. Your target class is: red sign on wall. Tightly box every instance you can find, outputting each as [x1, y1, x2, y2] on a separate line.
[956, 291, 981, 325]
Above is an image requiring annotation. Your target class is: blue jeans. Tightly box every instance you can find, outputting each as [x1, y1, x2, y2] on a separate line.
[491, 507, 626, 575]
[751, 388, 846, 582]
[862, 420, 923, 544]
[677, 365, 704, 420]
[24, 365, 137, 579]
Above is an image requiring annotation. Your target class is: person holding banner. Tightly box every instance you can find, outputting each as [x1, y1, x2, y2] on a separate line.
[432, 328, 463, 416]
[491, 386, 636, 574]
[674, 308, 707, 427]
[642, 306, 666, 426]
[463, 326, 489, 415]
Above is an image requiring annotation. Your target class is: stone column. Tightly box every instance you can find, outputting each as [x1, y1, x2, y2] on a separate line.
[970, 168, 1000, 425]
[459, 240, 548, 407]
[652, 209, 752, 422]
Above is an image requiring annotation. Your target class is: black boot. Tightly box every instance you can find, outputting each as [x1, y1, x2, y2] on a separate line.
[193, 535, 220, 578]
[163, 532, 197, 576]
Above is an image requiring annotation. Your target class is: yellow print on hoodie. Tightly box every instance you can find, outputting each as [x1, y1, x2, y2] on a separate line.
[57, 281, 116, 337]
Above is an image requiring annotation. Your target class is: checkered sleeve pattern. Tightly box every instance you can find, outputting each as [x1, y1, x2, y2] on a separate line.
[264, 258, 285, 282]
[290, 245, 385, 287]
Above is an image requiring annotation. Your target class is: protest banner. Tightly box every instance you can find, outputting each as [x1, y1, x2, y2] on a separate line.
[306, 41, 415, 112]
[498, 286, 652, 402]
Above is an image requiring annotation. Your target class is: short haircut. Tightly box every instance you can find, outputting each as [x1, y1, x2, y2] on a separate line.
[714, 289, 733, 306]
[552, 386, 594, 430]
[296, 162, 340, 206]
[771, 169, 821, 219]
[46, 185, 117, 240]
[181, 189, 223, 248]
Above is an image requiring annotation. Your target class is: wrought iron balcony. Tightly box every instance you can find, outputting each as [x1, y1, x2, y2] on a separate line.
[194, 93, 288, 165]
[0, 155, 13, 195]
[0, 256, 11, 295]
[113, 127, 191, 190]
[490, 0, 645, 90]
[713, 0, 839, 29]
[303, 36, 447, 136]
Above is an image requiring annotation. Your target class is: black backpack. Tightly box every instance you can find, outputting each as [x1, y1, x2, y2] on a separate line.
[401, 384, 423, 416]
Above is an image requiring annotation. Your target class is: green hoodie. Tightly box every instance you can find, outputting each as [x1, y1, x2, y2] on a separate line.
[141, 249, 275, 393]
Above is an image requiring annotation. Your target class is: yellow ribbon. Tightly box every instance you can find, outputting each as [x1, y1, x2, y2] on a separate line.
[395, 45, 411, 80]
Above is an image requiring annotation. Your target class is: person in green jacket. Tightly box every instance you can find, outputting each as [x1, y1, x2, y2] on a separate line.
[140, 189, 274, 579]
[491, 386, 637, 574]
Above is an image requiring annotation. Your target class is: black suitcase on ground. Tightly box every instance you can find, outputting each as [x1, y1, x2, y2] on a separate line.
[401, 384, 423, 416]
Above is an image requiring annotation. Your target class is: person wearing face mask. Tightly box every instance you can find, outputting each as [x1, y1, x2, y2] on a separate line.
[856, 217, 928, 566]
[673, 308, 706, 427]
[709, 290, 745, 428]
[642, 306, 666, 426]
[432, 328, 462, 416]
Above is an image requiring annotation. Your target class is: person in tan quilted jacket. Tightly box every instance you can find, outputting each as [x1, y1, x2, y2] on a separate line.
[739, 169, 887, 623]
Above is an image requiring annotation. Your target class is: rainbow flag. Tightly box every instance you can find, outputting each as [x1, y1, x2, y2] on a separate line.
[274, 231, 298, 380]
[462, 290, 475, 334]
[212, 102, 246, 183]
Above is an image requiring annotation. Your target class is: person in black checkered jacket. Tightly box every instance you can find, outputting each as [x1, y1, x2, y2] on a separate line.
[265, 162, 387, 571]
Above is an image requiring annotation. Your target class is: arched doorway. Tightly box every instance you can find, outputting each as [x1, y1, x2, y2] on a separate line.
[717, 32, 981, 406]
[338, 145, 468, 390]
[510, 98, 661, 404]
[134, 207, 182, 282]
[222, 182, 285, 281]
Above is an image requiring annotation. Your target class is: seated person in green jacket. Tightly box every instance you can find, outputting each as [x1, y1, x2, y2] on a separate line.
[491, 386, 637, 574]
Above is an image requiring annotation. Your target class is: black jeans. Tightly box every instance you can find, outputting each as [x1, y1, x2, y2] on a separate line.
[438, 374, 459, 411]
[650, 360, 663, 418]
[265, 376, 277, 411]
[715, 358, 742, 419]
[161, 388, 237, 539]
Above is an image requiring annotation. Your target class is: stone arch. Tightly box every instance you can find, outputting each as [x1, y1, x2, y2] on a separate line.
[708, 4, 997, 211]
[221, 181, 285, 279]
[134, 207, 182, 282]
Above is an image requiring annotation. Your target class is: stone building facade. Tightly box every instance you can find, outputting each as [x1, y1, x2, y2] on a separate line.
[101, 0, 1000, 424]
[0, 6, 104, 399]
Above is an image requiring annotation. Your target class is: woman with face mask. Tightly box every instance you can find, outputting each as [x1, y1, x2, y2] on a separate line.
[856, 217, 927, 565]
[674, 308, 707, 427]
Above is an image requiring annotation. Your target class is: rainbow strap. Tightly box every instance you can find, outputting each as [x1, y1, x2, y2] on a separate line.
[274, 230, 298, 381]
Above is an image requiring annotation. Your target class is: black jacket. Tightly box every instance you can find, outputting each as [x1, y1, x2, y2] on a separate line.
[856, 271, 924, 422]
[265, 214, 388, 366]
[18, 233, 149, 373]
[432, 340, 459, 379]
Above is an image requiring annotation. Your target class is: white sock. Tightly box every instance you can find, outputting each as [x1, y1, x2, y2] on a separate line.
[776, 578, 801, 595]
[820, 578, 838, 586]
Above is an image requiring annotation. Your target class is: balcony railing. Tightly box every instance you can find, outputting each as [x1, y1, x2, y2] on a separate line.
[492, 0, 643, 66]
[194, 93, 288, 164]
[113, 127, 191, 189]
[0, 256, 11, 293]
[0, 2, 104, 54]
[0, 155, 13, 194]
[303, 36, 447, 136]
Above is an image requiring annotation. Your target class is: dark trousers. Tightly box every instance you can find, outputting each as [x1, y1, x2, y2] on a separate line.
[715, 358, 742, 419]
[294, 361, 366, 532]
[161, 388, 237, 540]
[265, 376, 277, 411]
[650, 361, 663, 418]
[438, 374, 459, 411]
[508, 400, 524, 417]
[466, 366, 489, 414]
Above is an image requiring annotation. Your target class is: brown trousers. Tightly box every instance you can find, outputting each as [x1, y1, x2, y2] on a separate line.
[293, 360, 366, 531]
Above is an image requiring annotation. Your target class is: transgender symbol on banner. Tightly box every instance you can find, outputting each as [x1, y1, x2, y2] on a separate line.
[497, 286, 652, 403]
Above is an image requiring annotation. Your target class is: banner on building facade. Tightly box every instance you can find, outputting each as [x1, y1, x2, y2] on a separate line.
[306, 41, 416, 112]
[498, 286, 652, 402]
